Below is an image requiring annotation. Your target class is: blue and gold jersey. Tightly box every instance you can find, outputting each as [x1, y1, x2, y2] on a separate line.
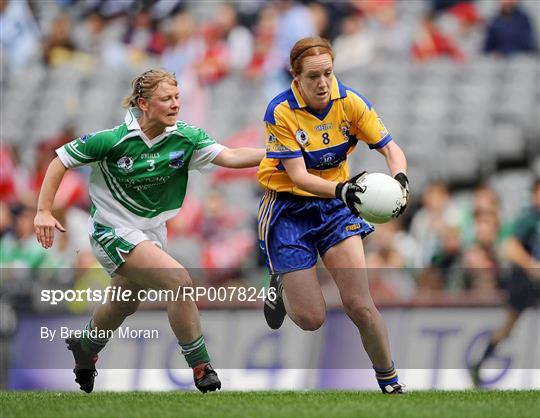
[257, 77, 392, 196]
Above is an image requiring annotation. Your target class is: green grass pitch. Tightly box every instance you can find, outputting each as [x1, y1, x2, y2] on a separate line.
[2, 390, 538, 418]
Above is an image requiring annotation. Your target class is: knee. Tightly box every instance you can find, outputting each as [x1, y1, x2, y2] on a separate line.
[345, 300, 375, 327]
[165, 269, 193, 291]
[296, 311, 325, 331]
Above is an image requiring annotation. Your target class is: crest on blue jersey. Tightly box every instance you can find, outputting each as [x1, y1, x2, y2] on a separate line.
[169, 151, 185, 168]
[295, 129, 309, 146]
[340, 120, 350, 141]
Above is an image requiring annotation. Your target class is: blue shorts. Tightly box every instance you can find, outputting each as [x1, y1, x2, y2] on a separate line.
[257, 190, 374, 274]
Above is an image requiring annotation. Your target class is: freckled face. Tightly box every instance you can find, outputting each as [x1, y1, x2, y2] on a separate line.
[294, 53, 334, 112]
[143, 81, 180, 127]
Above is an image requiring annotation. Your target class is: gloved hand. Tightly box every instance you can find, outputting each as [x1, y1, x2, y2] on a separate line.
[335, 171, 367, 217]
[393, 172, 409, 217]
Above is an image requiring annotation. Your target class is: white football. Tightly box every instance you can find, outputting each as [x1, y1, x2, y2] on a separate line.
[353, 173, 403, 224]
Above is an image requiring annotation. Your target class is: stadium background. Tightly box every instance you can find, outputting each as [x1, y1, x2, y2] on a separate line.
[1, 0, 539, 392]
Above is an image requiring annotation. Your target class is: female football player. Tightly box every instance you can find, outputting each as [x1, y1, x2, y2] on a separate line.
[34, 69, 264, 393]
[258, 37, 408, 394]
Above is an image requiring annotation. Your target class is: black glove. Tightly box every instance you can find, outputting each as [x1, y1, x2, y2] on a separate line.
[394, 172, 409, 218]
[335, 171, 367, 217]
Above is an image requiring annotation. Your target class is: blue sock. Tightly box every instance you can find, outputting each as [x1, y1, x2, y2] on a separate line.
[373, 361, 399, 390]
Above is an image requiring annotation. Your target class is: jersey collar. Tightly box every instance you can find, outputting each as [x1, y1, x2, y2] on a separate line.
[122, 108, 178, 149]
[124, 107, 177, 133]
[289, 76, 346, 109]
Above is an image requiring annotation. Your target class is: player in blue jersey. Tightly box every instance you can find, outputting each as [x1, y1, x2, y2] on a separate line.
[34, 69, 264, 393]
[258, 37, 409, 394]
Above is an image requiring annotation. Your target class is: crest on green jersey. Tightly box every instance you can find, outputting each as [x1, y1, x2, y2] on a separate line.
[117, 156, 134, 172]
[169, 151, 185, 168]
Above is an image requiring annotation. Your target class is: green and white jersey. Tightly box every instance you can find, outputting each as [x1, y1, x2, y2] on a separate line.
[56, 108, 224, 230]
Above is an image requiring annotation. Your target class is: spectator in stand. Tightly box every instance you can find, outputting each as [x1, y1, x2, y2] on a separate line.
[1, 205, 48, 272]
[42, 14, 77, 67]
[195, 24, 231, 85]
[461, 210, 503, 297]
[430, 224, 463, 291]
[333, 14, 375, 71]
[199, 189, 255, 285]
[483, 0, 536, 56]
[431, 0, 484, 58]
[244, 4, 279, 82]
[0, 201, 13, 239]
[123, 7, 167, 57]
[213, 4, 253, 72]
[409, 182, 462, 267]
[267, 0, 316, 93]
[459, 184, 501, 246]
[308, 3, 330, 39]
[411, 12, 466, 62]
[371, 2, 412, 61]
[30, 129, 88, 209]
[161, 11, 205, 76]
[161, 11, 208, 125]
[0, 0, 41, 72]
[0, 143, 17, 205]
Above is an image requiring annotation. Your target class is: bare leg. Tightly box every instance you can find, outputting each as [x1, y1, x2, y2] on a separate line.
[281, 267, 326, 331]
[117, 240, 201, 344]
[91, 274, 145, 331]
[490, 308, 521, 344]
[322, 236, 393, 369]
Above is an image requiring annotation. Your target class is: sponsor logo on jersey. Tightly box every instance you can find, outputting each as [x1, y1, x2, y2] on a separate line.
[117, 156, 134, 172]
[346, 223, 361, 231]
[315, 123, 333, 132]
[268, 133, 277, 143]
[320, 152, 336, 166]
[169, 151, 185, 168]
[271, 144, 292, 153]
[140, 153, 160, 159]
[79, 133, 95, 143]
[295, 129, 309, 146]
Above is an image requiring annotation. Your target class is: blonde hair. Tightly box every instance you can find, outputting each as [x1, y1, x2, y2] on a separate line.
[122, 69, 177, 109]
[290, 37, 334, 76]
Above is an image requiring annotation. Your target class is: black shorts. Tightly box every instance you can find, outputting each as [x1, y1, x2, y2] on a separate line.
[505, 269, 540, 312]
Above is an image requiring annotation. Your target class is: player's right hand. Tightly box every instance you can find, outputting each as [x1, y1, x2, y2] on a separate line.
[34, 210, 66, 249]
[335, 171, 367, 217]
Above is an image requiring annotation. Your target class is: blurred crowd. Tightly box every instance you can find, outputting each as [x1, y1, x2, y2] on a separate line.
[1, 0, 539, 312]
[2, 0, 538, 80]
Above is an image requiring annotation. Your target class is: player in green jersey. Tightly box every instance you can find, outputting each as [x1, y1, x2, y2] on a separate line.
[34, 69, 264, 393]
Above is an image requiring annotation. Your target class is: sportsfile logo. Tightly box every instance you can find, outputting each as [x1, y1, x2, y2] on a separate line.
[40, 286, 277, 305]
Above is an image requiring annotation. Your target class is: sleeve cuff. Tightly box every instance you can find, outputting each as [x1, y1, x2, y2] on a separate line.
[266, 151, 303, 159]
[55, 147, 73, 168]
[368, 134, 393, 150]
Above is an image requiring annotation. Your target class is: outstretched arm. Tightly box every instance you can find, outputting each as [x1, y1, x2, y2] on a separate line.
[212, 147, 265, 168]
[34, 157, 68, 248]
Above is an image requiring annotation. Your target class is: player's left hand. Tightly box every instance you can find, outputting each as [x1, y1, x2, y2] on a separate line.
[394, 172, 409, 218]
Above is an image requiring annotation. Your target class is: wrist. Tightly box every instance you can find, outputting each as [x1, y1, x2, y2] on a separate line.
[394, 173, 408, 188]
[335, 182, 345, 200]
